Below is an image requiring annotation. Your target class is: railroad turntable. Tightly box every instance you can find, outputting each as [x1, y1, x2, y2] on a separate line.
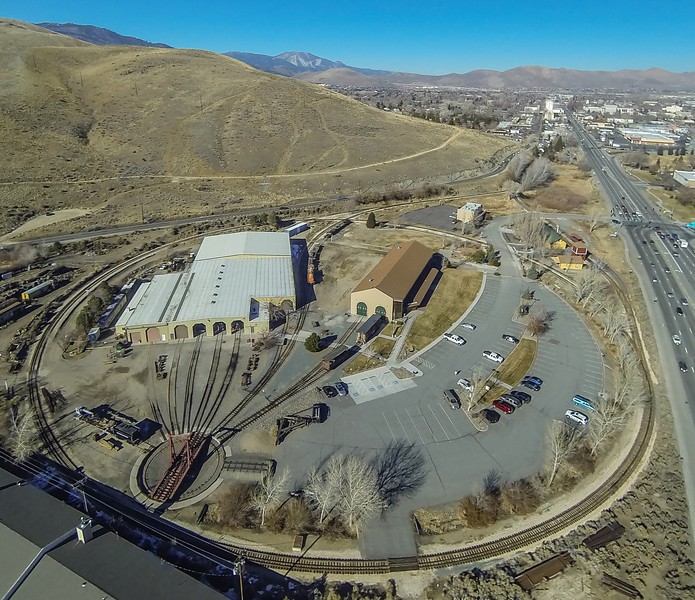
[138, 433, 226, 504]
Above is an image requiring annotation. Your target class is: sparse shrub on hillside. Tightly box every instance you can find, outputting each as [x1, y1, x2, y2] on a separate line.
[366, 212, 376, 229]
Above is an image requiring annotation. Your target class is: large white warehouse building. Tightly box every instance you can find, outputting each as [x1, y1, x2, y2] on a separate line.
[116, 231, 296, 343]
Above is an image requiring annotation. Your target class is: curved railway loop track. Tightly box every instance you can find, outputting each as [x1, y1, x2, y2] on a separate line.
[17, 214, 657, 575]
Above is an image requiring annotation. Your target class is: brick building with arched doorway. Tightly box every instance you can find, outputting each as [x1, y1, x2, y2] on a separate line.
[350, 240, 438, 322]
[116, 231, 296, 343]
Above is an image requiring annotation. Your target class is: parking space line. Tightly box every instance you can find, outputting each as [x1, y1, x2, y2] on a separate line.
[382, 411, 398, 442]
[392, 411, 412, 444]
[439, 404, 463, 437]
[405, 408, 429, 445]
[427, 405, 452, 441]
[414, 406, 443, 443]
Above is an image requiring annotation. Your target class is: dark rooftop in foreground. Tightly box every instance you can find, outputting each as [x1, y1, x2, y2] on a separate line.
[0, 466, 224, 600]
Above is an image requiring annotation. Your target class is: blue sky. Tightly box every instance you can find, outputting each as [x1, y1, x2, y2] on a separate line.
[2, 1, 693, 74]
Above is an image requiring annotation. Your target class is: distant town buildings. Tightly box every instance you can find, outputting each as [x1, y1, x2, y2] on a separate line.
[674, 170, 695, 188]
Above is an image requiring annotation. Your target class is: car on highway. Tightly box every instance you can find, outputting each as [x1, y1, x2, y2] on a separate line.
[565, 409, 589, 427]
[682, 298, 689, 306]
[652, 277, 658, 283]
[443, 332, 466, 346]
[673, 252, 680, 257]
[673, 334, 682, 345]
[667, 292, 674, 298]
[460, 322, 476, 331]
[322, 385, 338, 398]
[482, 350, 504, 363]
[611, 219, 621, 225]
[654, 250, 659, 255]
[572, 395, 596, 412]
[680, 361, 689, 373]
[493, 399, 515, 414]
[677, 307, 684, 316]
[481, 408, 500, 423]
[502, 334, 520, 344]
[665, 267, 670, 273]
[457, 378, 474, 393]
[509, 390, 532, 404]
[334, 382, 348, 396]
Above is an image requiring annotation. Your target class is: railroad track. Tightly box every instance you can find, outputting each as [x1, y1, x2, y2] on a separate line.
[190, 332, 225, 433]
[217, 317, 361, 442]
[180, 335, 203, 433]
[198, 331, 242, 434]
[166, 339, 185, 434]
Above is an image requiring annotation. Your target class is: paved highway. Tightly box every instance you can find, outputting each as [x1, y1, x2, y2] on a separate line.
[567, 113, 695, 547]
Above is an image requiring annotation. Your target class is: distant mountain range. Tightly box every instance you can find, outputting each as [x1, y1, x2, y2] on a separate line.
[35, 22, 695, 90]
[38, 22, 171, 48]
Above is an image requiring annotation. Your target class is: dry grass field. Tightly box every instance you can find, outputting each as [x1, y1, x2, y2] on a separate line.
[0, 19, 512, 236]
[404, 269, 483, 352]
[495, 338, 537, 385]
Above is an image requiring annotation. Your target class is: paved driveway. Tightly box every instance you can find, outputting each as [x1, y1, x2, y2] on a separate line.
[274, 271, 604, 559]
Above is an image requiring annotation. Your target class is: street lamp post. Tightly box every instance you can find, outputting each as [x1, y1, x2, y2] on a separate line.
[233, 555, 246, 600]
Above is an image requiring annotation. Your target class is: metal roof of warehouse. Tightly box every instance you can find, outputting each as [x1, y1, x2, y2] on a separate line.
[116, 231, 295, 328]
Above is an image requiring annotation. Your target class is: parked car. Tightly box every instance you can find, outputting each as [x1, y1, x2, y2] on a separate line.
[443, 389, 461, 409]
[500, 394, 523, 408]
[521, 380, 541, 391]
[443, 332, 466, 346]
[565, 409, 589, 427]
[322, 385, 338, 398]
[673, 334, 682, 345]
[522, 375, 543, 386]
[482, 350, 504, 363]
[481, 408, 500, 423]
[509, 390, 531, 404]
[457, 378, 473, 393]
[493, 399, 515, 414]
[334, 382, 348, 396]
[502, 334, 519, 344]
[572, 395, 596, 412]
[460, 322, 476, 331]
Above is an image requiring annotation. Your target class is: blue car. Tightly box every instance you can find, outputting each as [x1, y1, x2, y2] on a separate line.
[572, 395, 596, 412]
[522, 375, 543, 386]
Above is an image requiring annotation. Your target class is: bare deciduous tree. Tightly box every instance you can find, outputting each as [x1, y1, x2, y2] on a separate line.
[466, 366, 490, 411]
[8, 410, 38, 462]
[598, 309, 630, 343]
[506, 152, 534, 182]
[336, 455, 382, 537]
[587, 399, 625, 455]
[545, 420, 579, 486]
[305, 456, 343, 524]
[527, 307, 555, 337]
[573, 267, 607, 308]
[588, 206, 604, 232]
[250, 468, 290, 527]
[519, 157, 555, 192]
[512, 212, 549, 258]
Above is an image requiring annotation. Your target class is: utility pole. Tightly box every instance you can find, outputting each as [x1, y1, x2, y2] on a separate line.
[233, 555, 246, 600]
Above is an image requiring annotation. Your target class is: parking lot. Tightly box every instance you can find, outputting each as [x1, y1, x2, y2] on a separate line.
[275, 273, 605, 559]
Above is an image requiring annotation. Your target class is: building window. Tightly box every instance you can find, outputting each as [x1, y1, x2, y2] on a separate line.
[356, 302, 367, 316]
[375, 305, 387, 317]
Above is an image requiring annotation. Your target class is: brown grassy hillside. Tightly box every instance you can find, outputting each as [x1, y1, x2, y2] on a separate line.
[0, 18, 512, 234]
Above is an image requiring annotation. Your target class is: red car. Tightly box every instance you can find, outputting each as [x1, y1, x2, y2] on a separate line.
[493, 399, 515, 414]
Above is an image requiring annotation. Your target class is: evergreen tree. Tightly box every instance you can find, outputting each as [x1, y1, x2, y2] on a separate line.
[304, 333, 321, 353]
[366, 212, 376, 229]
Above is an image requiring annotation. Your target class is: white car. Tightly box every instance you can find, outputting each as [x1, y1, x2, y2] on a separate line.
[457, 378, 473, 392]
[673, 334, 682, 346]
[443, 332, 466, 346]
[460, 322, 476, 331]
[482, 350, 504, 363]
[565, 409, 589, 427]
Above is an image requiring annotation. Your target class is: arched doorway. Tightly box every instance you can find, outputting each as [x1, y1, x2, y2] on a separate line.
[174, 324, 189, 339]
[375, 305, 387, 318]
[213, 321, 226, 335]
[146, 327, 160, 343]
[356, 302, 367, 316]
[192, 323, 207, 337]
[130, 332, 142, 344]
[280, 299, 294, 314]
[231, 320, 244, 333]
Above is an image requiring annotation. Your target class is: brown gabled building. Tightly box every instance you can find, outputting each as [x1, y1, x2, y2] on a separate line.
[350, 241, 437, 321]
